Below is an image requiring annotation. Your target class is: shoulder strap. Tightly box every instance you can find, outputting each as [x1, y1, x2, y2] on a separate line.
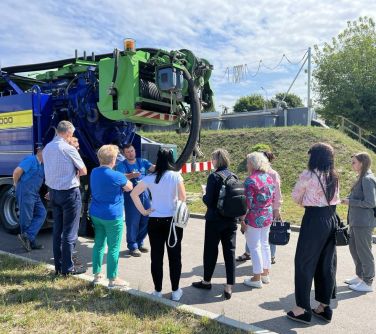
[215, 170, 235, 183]
[313, 171, 336, 217]
[313, 171, 330, 205]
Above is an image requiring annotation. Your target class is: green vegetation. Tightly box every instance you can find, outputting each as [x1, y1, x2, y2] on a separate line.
[144, 126, 376, 223]
[233, 92, 303, 113]
[314, 16, 376, 131]
[233, 94, 269, 112]
[0, 254, 245, 334]
[270, 92, 304, 108]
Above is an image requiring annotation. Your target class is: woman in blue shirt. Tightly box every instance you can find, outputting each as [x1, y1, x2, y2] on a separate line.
[90, 145, 133, 288]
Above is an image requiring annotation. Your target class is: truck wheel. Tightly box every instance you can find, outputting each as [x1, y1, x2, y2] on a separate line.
[0, 185, 20, 234]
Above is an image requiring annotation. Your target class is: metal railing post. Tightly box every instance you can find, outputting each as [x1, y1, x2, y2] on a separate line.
[340, 116, 345, 132]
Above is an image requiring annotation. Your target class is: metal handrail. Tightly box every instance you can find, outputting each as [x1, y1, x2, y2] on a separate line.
[339, 116, 376, 150]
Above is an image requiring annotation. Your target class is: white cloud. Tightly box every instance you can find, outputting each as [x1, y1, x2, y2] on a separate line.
[1, 0, 375, 109]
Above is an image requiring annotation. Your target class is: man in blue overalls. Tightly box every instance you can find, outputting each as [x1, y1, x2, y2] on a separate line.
[13, 147, 46, 252]
[116, 144, 155, 257]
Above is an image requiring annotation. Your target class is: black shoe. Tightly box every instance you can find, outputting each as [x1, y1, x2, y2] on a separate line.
[55, 270, 61, 276]
[223, 290, 232, 300]
[139, 246, 149, 253]
[30, 241, 44, 250]
[312, 306, 333, 323]
[62, 266, 87, 276]
[287, 310, 312, 324]
[17, 233, 31, 252]
[192, 281, 212, 290]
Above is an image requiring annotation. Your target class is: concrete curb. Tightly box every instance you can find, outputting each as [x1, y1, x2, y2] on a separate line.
[190, 213, 376, 243]
[0, 249, 276, 334]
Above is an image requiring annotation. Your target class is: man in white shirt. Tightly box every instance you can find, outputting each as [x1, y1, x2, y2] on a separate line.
[43, 121, 87, 276]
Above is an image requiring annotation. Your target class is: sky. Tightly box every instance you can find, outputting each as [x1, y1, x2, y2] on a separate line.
[1, 0, 375, 111]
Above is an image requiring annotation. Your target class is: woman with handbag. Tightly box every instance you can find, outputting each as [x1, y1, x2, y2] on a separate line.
[242, 152, 275, 289]
[131, 149, 186, 302]
[342, 152, 375, 293]
[236, 150, 283, 264]
[288, 143, 340, 324]
[192, 149, 238, 300]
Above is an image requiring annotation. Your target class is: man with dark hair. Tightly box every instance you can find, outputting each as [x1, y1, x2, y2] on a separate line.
[43, 121, 87, 275]
[13, 147, 46, 251]
[116, 144, 155, 256]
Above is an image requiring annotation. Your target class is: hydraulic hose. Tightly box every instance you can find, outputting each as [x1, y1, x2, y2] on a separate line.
[173, 68, 201, 171]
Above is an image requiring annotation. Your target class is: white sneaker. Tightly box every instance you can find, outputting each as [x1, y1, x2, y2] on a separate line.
[108, 279, 130, 289]
[92, 274, 103, 286]
[171, 288, 183, 301]
[349, 281, 373, 292]
[243, 278, 263, 288]
[261, 275, 270, 284]
[344, 276, 362, 285]
[151, 290, 163, 298]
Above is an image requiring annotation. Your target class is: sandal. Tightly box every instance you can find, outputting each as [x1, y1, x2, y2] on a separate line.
[236, 253, 251, 261]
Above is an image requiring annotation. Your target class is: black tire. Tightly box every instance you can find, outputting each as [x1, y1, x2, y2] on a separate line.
[172, 69, 201, 171]
[0, 185, 20, 234]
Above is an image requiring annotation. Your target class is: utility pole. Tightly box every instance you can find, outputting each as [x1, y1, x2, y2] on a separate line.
[261, 86, 268, 111]
[307, 46, 311, 126]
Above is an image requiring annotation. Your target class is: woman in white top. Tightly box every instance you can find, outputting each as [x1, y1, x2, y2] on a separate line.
[131, 149, 186, 302]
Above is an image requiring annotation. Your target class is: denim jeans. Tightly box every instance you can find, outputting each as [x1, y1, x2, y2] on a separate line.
[50, 187, 82, 274]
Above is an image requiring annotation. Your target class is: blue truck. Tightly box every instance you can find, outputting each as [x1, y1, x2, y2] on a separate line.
[0, 44, 214, 233]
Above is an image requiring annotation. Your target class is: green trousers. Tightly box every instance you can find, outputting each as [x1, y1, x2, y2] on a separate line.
[91, 216, 124, 279]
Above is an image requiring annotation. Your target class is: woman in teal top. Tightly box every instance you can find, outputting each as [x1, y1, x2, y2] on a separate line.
[90, 145, 132, 288]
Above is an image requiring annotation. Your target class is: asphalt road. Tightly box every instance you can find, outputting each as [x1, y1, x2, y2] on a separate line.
[0, 218, 375, 334]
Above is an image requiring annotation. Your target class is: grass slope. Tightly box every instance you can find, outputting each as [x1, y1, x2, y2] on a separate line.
[0, 255, 245, 334]
[143, 127, 376, 223]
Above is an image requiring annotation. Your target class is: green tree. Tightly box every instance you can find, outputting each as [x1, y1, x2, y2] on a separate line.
[233, 94, 270, 112]
[271, 92, 304, 108]
[313, 16, 376, 130]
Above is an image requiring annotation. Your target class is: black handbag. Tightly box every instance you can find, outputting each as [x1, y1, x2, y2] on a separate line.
[334, 215, 350, 246]
[269, 220, 291, 245]
[314, 172, 350, 246]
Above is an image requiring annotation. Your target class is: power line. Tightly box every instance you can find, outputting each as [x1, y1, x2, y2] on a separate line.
[284, 50, 308, 65]
[223, 50, 308, 82]
[260, 54, 285, 71]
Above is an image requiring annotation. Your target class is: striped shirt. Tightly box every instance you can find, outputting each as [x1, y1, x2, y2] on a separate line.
[43, 136, 86, 190]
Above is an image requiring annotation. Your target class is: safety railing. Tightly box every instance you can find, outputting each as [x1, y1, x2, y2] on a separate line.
[339, 116, 376, 151]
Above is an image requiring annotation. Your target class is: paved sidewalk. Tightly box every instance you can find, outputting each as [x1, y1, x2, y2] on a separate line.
[0, 218, 375, 334]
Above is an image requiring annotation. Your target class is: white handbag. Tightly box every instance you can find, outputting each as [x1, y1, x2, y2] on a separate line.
[173, 200, 190, 229]
[168, 179, 190, 247]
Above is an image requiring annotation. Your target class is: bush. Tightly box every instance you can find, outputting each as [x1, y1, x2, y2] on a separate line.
[251, 143, 272, 152]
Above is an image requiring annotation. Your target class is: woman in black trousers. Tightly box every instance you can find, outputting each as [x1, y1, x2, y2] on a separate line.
[288, 143, 340, 324]
[131, 149, 186, 302]
[192, 149, 237, 300]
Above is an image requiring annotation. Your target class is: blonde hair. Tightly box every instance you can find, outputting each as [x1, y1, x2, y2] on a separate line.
[212, 149, 230, 168]
[97, 145, 119, 165]
[247, 152, 270, 172]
